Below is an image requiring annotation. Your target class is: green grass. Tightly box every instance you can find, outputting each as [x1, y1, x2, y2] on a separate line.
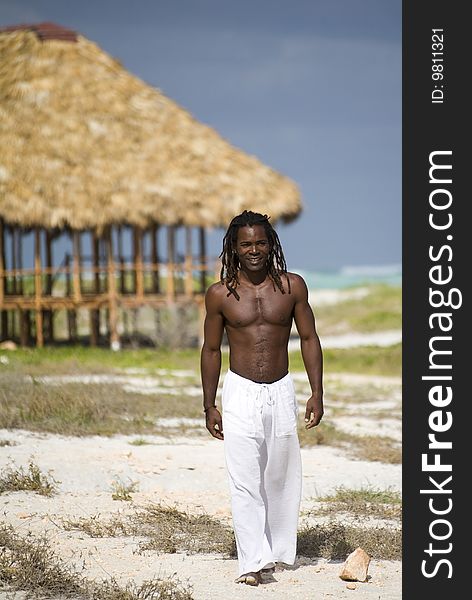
[128, 437, 154, 446]
[315, 284, 401, 334]
[2, 341, 400, 378]
[1, 346, 205, 375]
[290, 344, 401, 377]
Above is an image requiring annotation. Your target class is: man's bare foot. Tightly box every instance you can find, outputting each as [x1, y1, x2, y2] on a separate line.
[235, 572, 260, 586]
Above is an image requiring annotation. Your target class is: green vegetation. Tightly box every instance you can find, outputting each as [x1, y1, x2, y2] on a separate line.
[0, 524, 194, 599]
[315, 284, 401, 334]
[1, 346, 206, 375]
[0, 461, 58, 496]
[290, 343, 401, 377]
[2, 341, 400, 378]
[314, 486, 402, 520]
[128, 437, 154, 446]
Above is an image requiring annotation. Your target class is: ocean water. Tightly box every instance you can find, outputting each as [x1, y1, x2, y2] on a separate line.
[293, 264, 402, 290]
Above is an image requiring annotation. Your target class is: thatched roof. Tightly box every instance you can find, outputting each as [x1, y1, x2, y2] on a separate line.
[0, 23, 302, 231]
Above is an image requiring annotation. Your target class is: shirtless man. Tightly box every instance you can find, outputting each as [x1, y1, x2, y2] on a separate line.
[200, 210, 323, 586]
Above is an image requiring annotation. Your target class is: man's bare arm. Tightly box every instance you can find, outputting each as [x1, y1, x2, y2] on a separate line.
[200, 284, 225, 440]
[291, 274, 324, 429]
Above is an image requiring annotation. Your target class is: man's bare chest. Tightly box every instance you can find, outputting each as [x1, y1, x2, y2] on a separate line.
[223, 288, 294, 328]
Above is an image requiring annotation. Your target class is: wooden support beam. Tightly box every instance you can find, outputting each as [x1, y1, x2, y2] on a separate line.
[184, 227, 193, 298]
[90, 231, 100, 346]
[134, 226, 144, 300]
[166, 226, 175, 301]
[72, 230, 82, 302]
[150, 224, 160, 293]
[106, 227, 120, 350]
[117, 225, 125, 294]
[34, 228, 43, 348]
[0, 218, 6, 340]
[11, 226, 17, 296]
[19, 309, 29, 347]
[17, 227, 23, 295]
[44, 230, 53, 342]
[65, 253, 77, 342]
[199, 226, 207, 293]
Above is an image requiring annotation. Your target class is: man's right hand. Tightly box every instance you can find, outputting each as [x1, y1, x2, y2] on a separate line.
[205, 407, 224, 440]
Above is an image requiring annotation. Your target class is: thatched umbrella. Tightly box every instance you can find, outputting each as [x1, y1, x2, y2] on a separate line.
[0, 22, 302, 232]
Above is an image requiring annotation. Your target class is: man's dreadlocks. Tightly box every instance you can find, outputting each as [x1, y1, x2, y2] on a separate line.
[219, 210, 290, 300]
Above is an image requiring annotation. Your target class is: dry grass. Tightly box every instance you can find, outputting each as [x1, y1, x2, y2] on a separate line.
[0, 439, 16, 447]
[63, 503, 237, 557]
[0, 461, 58, 496]
[61, 503, 401, 562]
[314, 487, 402, 521]
[0, 368, 203, 436]
[354, 435, 402, 464]
[297, 521, 401, 560]
[0, 523, 194, 599]
[111, 478, 139, 502]
[297, 422, 401, 464]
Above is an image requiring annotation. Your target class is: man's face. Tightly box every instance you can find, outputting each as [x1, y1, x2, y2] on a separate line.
[235, 224, 270, 272]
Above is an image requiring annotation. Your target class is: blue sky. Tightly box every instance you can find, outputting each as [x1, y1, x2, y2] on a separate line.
[1, 0, 401, 271]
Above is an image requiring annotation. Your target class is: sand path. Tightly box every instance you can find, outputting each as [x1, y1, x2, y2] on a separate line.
[1, 426, 401, 599]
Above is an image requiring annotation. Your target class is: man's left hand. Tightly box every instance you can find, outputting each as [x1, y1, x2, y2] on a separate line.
[304, 393, 324, 429]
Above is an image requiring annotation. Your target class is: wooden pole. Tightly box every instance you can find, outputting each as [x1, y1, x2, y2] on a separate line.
[34, 228, 43, 348]
[135, 226, 144, 300]
[10, 227, 17, 339]
[11, 226, 17, 296]
[199, 226, 207, 293]
[19, 310, 28, 347]
[72, 231, 82, 302]
[150, 224, 160, 293]
[106, 227, 120, 350]
[70, 231, 82, 344]
[184, 227, 193, 298]
[117, 225, 125, 294]
[17, 227, 23, 295]
[44, 230, 53, 342]
[17, 229, 29, 346]
[65, 253, 76, 342]
[0, 219, 7, 341]
[166, 226, 175, 301]
[90, 230, 100, 346]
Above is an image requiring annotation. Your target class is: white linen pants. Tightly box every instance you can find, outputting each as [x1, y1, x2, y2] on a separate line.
[222, 369, 302, 576]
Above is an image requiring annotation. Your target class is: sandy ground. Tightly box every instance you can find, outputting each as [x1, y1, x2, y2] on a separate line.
[0, 285, 402, 598]
[0, 430, 401, 599]
[0, 363, 401, 599]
